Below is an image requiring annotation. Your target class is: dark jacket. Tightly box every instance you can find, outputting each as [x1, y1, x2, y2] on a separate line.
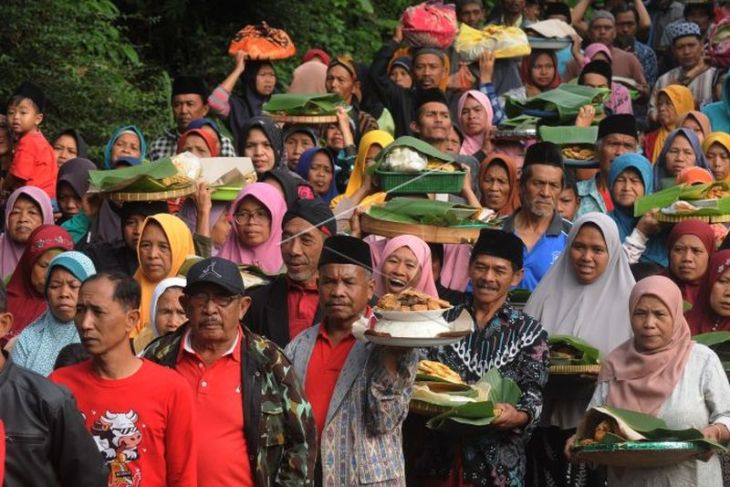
[0, 358, 108, 486]
[245, 275, 323, 348]
[143, 325, 317, 486]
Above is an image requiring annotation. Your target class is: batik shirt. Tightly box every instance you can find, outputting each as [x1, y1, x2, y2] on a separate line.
[416, 297, 550, 487]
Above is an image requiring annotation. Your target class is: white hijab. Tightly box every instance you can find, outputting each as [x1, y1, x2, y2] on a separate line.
[149, 277, 187, 337]
[524, 212, 635, 357]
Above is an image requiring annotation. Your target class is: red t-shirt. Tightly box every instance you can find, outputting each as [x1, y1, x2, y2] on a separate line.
[305, 324, 356, 437]
[175, 330, 254, 487]
[10, 130, 58, 198]
[287, 279, 320, 340]
[50, 359, 197, 487]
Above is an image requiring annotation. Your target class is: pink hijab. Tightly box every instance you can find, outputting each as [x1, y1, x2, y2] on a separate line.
[374, 235, 439, 298]
[218, 183, 287, 274]
[583, 43, 612, 66]
[457, 90, 494, 157]
[0, 186, 54, 279]
[598, 276, 693, 415]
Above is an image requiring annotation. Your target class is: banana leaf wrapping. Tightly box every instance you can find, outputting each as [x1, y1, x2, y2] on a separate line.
[635, 182, 730, 217]
[694, 331, 730, 371]
[262, 93, 347, 116]
[574, 406, 727, 452]
[549, 335, 601, 365]
[366, 197, 484, 227]
[425, 368, 522, 432]
[88, 159, 190, 193]
[539, 126, 598, 145]
[505, 84, 609, 122]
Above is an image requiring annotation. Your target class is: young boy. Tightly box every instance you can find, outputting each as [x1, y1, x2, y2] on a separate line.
[558, 169, 581, 222]
[3, 82, 58, 199]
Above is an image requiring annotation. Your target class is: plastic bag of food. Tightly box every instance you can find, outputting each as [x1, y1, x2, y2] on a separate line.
[228, 22, 296, 60]
[401, 1, 458, 49]
[382, 147, 428, 172]
[171, 151, 202, 179]
[455, 24, 531, 62]
[709, 18, 730, 69]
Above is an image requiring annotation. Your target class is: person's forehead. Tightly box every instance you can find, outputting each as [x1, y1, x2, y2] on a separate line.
[320, 263, 367, 278]
[283, 216, 322, 236]
[615, 11, 636, 21]
[460, 1, 483, 12]
[674, 36, 700, 47]
[286, 132, 315, 143]
[605, 133, 637, 143]
[471, 253, 513, 269]
[414, 53, 444, 65]
[529, 163, 563, 178]
[421, 101, 450, 113]
[80, 278, 115, 301]
[173, 93, 204, 103]
[591, 19, 614, 28]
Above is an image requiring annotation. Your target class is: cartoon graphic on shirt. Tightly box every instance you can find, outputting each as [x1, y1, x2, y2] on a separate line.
[91, 410, 143, 487]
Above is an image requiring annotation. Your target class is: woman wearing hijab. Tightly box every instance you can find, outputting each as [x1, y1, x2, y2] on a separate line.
[0, 186, 54, 279]
[149, 277, 187, 338]
[703, 132, 730, 181]
[666, 219, 715, 308]
[644, 85, 696, 164]
[500, 49, 560, 106]
[54, 157, 99, 245]
[295, 148, 339, 204]
[259, 168, 316, 208]
[608, 153, 669, 267]
[52, 128, 88, 166]
[653, 127, 710, 190]
[477, 154, 520, 217]
[575, 275, 730, 486]
[687, 250, 730, 334]
[679, 111, 712, 145]
[102, 125, 146, 169]
[208, 54, 277, 156]
[284, 125, 319, 171]
[6, 225, 74, 339]
[133, 214, 195, 352]
[374, 235, 438, 298]
[218, 183, 286, 274]
[240, 116, 284, 175]
[176, 127, 221, 158]
[330, 129, 394, 210]
[10, 251, 95, 376]
[524, 213, 635, 487]
[457, 90, 494, 161]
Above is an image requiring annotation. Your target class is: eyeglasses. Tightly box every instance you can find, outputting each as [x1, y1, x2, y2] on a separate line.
[234, 209, 270, 224]
[187, 292, 240, 308]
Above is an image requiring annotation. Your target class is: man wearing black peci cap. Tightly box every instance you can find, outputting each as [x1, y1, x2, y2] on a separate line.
[144, 256, 317, 486]
[285, 235, 418, 486]
[502, 142, 572, 291]
[148, 76, 236, 160]
[412, 229, 549, 485]
[245, 198, 336, 348]
[576, 113, 639, 217]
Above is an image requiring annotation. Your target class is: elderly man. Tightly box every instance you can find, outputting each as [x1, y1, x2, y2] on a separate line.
[285, 235, 418, 486]
[51, 272, 197, 485]
[148, 76, 236, 160]
[413, 229, 549, 485]
[650, 22, 717, 118]
[0, 280, 108, 486]
[245, 198, 336, 347]
[502, 142, 571, 291]
[144, 257, 316, 486]
[564, 11, 648, 100]
[576, 114, 639, 216]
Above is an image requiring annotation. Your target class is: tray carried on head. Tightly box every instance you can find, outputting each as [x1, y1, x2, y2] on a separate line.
[656, 213, 730, 223]
[265, 112, 338, 124]
[360, 213, 485, 244]
[572, 441, 705, 468]
[108, 183, 197, 202]
[549, 364, 601, 375]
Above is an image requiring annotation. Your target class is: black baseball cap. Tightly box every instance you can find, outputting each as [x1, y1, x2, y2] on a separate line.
[185, 257, 244, 296]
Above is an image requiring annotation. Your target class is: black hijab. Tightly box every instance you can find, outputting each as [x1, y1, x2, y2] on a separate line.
[229, 61, 276, 155]
[56, 128, 89, 159]
[239, 115, 284, 168]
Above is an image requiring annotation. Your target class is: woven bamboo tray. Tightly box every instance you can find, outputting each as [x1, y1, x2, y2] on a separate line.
[360, 213, 484, 244]
[265, 112, 337, 124]
[550, 364, 601, 375]
[572, 441, 705, 468]
[656, 213, 730, 223]
[409, 400, 451, 417]
[108, 184, 197, 202]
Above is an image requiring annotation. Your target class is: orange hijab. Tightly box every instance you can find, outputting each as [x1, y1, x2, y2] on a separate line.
[651, 85, 695, 163]
[477, 154, 520, 216]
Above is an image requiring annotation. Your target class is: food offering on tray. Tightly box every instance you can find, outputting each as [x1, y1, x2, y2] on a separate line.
[417, 360, 464, 384]
[454, 23, 530, 62]
[548, 335, 600, 366]
[372, 289, 454, 339]
[228, 22, 296, 60]
[634, 182, 730, 222]
[561, 145, 596, 161]
[377, 289, 452, 312]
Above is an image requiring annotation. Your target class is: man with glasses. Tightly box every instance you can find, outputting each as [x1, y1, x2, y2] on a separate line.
[144, 256, 317, 487]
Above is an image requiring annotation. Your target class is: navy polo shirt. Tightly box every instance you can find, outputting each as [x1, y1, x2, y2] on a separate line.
[502, 210, 572, 291]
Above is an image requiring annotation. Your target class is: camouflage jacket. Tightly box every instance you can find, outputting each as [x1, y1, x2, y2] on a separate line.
[143, 324, 316, 486]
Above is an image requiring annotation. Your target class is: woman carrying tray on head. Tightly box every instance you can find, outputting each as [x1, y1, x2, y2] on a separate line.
[523, 212, 635, 487]
[566, 275, 730, 486]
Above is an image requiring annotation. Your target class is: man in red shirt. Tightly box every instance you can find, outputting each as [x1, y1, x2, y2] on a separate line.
[143, 257, 317, 486]
[285, 235, 419, 486]
[50, 272, 197, 487]
[245, 197, 336, 347]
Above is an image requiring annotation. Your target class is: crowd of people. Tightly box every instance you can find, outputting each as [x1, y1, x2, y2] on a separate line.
[2, 0, 730, 485]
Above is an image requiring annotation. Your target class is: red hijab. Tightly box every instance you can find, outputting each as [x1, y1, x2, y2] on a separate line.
[686, 250, 730, 334]
[477, 154, 521, 216]
[520, 49, 560, 92]
[176, 128, 221, 157]
[666, 219, 715, 307]
[6, 225, 73, 337]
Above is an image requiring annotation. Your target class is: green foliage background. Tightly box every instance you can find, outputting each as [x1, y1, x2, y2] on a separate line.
[0, 0, 417, 160]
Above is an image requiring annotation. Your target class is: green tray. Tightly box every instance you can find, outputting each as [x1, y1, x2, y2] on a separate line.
[572, 441, 705, 468]
[376, 170, 465, 194]
[211, 186, 243, 202]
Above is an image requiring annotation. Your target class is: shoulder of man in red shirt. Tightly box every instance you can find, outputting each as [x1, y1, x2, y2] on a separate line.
[10, 129, 58, 195]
